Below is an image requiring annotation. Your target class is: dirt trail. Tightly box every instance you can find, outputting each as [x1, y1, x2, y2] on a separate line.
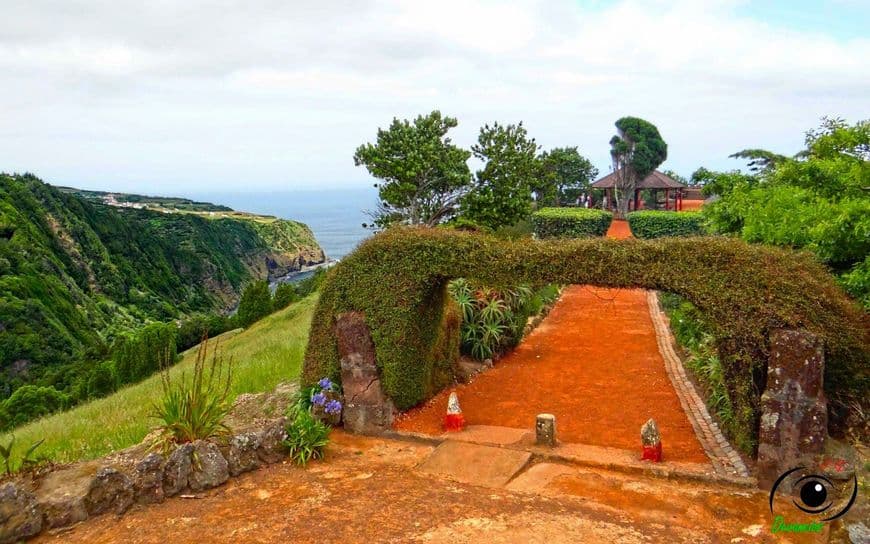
[396, 217, 707, 462]
[34, 433, 812, 544]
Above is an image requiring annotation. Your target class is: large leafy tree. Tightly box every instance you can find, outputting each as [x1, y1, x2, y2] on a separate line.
[536, 147, 598, 206]
[462, 122, 540, 230]
[703, 117, 870, 308]
[609, 117, 668, 216]
[353, 111, 472, 229]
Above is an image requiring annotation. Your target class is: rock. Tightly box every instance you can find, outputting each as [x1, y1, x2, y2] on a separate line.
[335, 311, 396, 434]
[84, 467, 134, 516]
[134, 453, 165, 504]
[162, 443, 194, 497]
[189, 441, 229, 492]
[0, 482, 42, 544]
[456, 359, 486, 383]
[757, 329, 828, 491]
[257, 418, 288, 464]
[228, 432, 262, 476]
[535, 414, 557, 447]
[847, 522, 869, 544]
[34, 463, 96, 529]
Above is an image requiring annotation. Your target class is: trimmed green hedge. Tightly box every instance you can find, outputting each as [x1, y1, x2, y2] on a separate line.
[532, 208, 612, 238]
[627, 211, 706, 239]
[303, 228, 869, 454]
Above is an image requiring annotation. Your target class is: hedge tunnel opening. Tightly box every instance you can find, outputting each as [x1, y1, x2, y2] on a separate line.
[302, 227, 870, 454]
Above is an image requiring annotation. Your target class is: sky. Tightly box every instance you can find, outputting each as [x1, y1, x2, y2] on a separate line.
[1, 0, 868, 193]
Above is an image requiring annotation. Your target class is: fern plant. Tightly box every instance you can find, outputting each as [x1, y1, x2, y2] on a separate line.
[151, 335, 233, 452]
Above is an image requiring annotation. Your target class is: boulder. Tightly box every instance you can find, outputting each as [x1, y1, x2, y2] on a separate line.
[256, 418, 288, 465]
[34, 463, 96, 529]
[134, 453, 165, 504]
[162, 443, 194, 497]
[228, 432, 261, 476]
[188, 441, 229, 492]
[84, 467, 134, 516]
[757, 330, 828, 490]
[335, 311, 396, 434]
[0, 482, 42, 544]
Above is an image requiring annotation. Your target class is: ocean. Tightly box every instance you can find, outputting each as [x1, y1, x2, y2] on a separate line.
[184, 187, 379, 261]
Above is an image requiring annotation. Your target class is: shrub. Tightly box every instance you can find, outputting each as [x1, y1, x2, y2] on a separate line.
[151, 336, 232, 451]
[176, 313, 233, 352]
[302, 227, 869, 454]
[531, 207, 612, 238]
[283, 406, 330, 466]
[627, 210, 706, 239]
[2, 385, 68, 428]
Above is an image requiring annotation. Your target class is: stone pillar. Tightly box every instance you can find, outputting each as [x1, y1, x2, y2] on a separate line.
[335, 312, 395, 435]
[536, 414, 556, 447]
[757, 329, 827, 491]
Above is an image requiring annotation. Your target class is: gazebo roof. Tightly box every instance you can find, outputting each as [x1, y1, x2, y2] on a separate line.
[590, 170, 686, 190]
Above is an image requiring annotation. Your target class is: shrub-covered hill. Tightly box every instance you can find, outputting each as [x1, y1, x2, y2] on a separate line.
[0, 173, 324, 396]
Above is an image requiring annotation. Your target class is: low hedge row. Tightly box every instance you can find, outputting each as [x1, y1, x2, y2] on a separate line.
[531, 207, 612, 238]
[627, 210, 706, 239]
[303, 227, 869, 454]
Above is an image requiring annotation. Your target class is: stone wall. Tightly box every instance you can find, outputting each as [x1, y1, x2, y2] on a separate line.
[1, 414, 289, 543]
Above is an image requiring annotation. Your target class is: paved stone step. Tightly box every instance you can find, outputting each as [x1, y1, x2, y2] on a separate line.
[417, 441, 532, 488]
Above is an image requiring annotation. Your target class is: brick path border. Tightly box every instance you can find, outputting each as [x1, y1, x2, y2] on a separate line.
[646, 291, 750, 478]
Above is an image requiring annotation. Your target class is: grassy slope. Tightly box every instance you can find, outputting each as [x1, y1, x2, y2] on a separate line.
[1, 295, 317, 466]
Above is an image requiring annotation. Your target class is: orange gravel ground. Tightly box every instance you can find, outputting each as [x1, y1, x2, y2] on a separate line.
[395, 219, 709, 463]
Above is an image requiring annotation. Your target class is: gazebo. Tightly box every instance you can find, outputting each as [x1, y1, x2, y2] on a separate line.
[590, 170, 687, 212]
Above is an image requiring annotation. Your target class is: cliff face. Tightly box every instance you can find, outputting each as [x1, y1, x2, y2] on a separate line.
[0, 173, 324, 392]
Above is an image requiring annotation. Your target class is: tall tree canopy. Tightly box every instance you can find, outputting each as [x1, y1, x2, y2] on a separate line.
[609, 117, 668, 216]
[353, 111, 472, 229]
[461, 122, 540, 230]
[536, 147, 598, 206]
[702, 117, 870, 308]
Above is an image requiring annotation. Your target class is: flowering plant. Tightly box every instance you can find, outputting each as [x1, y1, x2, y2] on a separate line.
[308, 377, 342, 423]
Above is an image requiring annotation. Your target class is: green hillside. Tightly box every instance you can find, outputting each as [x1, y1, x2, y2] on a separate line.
[0, 294, 316, 467]
[0, 173, 324, 407]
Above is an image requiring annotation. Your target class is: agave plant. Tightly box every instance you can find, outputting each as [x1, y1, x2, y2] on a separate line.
[0, 435, 45, 475]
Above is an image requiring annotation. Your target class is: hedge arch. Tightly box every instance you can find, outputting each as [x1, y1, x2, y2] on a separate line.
[303, 227, 869, 450]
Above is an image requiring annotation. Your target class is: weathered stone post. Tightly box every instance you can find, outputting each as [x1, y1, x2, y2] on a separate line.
[335, 312, 395, 435]
[536, 414, 556, 447]
[757, 330, 827, 491]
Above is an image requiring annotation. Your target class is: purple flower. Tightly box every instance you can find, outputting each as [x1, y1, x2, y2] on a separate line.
[312, 392, 327, 406]
[318, 377, 333, 391]
[324, 399, 343, 415]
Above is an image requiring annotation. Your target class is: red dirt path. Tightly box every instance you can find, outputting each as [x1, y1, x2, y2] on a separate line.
[395, 217, 708, 463]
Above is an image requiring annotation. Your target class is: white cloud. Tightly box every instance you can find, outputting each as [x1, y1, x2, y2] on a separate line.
[0, 0, 867, 191]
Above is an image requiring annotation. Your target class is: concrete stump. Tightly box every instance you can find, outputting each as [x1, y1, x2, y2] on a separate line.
[336, 312, 395, 434]
[757, 329, 828, 491]
[536, 414, 556, 447]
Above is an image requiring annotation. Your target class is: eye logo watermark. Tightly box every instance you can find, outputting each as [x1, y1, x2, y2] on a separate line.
[768, 466, 858, 534]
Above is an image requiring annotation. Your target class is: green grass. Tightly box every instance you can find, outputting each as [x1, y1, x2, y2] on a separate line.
[1, 295, 317, 467]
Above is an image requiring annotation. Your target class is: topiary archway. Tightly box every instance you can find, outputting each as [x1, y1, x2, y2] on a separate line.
[303, 227, 869, 451]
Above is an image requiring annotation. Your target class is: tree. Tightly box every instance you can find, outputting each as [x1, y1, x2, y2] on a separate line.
[609, 117, 668, 216]
[728, 149, 788, 173]
[462, 122, 540, 230]
[236, 280, 273, 328]
[272, 283, 298, 311]
[114, 322, 177, 384]
[353, 111, 472, 228]
[536, 147, 598, 206]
